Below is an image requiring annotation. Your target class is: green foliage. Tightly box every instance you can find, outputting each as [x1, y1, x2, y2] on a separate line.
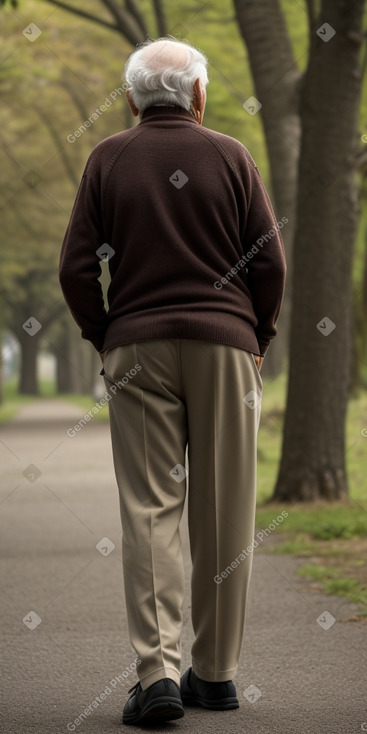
[312, 517, 367, 540]
[297, 564, 339, 579]
[256, 504, 367, 539]
[0, 379, 36, 422]
[0, 0, 131, 345]
[297, 564, 367, 614]
[1, 0, 367, 393]
[0, 0, 271, 356]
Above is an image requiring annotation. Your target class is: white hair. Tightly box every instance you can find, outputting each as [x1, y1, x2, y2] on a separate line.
[123, 36, 209, 114]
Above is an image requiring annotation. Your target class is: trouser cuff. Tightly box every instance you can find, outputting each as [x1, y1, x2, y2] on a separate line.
[139, 666, 181, 691]
[192, 660, 238, 682]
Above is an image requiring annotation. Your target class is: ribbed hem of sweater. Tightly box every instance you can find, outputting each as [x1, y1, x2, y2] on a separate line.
[101, 311, 265, 356]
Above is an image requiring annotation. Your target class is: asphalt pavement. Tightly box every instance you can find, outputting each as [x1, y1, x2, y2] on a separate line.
[0, 399, 366, 734]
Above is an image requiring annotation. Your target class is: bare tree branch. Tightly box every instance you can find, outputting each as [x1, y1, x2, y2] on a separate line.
[35, 105, 79, 186]
[152, 0, 167, 36]
[100, 0, 145, 44]
[3, 198, 40, 239]
[232, 0, 301, 212]
[59, 75, 90, 122]
[0, 132, 23, 174]
[124, 0, 149, 37]
[42, 0, 120, 33]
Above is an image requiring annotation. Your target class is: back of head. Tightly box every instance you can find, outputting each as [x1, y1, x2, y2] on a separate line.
[124, 36, 209, 114]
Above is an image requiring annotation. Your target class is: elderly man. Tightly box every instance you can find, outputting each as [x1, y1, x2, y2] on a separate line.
[59, 37, 286, 726]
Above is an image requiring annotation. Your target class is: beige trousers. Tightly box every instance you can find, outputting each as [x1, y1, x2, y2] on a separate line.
[103, 339, 262, 691]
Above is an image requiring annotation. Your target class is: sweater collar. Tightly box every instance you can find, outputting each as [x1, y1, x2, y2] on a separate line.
[140, 106, 199, 125]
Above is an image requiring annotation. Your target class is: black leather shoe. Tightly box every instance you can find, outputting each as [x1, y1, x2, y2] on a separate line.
[122, 677, 184, 725]
[181, 667, 239, 710]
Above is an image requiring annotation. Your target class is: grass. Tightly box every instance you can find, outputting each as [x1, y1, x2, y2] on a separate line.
[0, 378, 110, 423]
[0, 380, 37, 424]
[296, 561, 367, 617]
[255, 503, 367, 539]
[252, 370, 367, 618]
[254, 503, 367, 617]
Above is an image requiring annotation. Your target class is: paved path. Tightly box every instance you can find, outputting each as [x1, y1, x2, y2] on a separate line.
[0, 400, 366, 734]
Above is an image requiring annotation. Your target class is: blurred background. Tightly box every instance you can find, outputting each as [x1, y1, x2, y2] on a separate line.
[1, 0, 367, 614]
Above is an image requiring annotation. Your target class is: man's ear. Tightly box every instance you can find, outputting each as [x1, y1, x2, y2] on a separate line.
[125, 89, 139, 117]
[191, 78, 206, 125]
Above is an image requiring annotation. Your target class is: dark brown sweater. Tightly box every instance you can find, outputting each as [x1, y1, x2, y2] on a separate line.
[59, 106, 286, 356]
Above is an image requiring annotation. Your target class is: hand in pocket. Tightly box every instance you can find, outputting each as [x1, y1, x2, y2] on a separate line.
[252, 354, 264, 372]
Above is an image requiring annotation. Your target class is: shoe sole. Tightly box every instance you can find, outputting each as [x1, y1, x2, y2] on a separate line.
[181, 693, 239, 710]
[123, 698, 184, 725]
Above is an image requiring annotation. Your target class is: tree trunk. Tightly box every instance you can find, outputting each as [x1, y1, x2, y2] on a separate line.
[50, 314, 87, 394]
[56, 349, 70, 393]
[54, 325, 81, 393]
[18, 331, 41, 395]
[233, 0, 302, 375]
[0, 332, 3, 404]
[350, 216, 367, 393]
[273, 0, 365, 501]
[78, 340, 99, 394]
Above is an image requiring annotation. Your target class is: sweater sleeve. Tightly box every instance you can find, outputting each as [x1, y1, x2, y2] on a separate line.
[241, 154, 287, 356]
[59, 153, 109, 352]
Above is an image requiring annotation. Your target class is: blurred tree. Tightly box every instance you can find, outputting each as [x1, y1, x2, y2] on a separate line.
[41, 0, 166, 42]
[2, 0, 366, 505]
[351, 158, 367, 392]
[270, 0, 366, 500]
[0, 0, 265, 396]
[233, 0, 301, 376]
[0, 8, 132, 394]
